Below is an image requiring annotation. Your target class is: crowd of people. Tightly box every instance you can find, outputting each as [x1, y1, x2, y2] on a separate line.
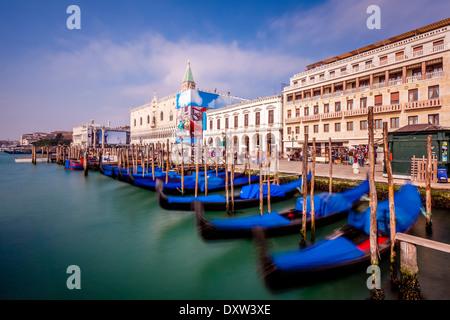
[289, 145, 371, 166]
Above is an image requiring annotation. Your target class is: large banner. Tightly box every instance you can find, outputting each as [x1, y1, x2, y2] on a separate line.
[176, 89, 244, 144]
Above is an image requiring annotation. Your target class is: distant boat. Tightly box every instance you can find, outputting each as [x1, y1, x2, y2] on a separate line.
[69, 160, 84, 170]
[254, 183, 423, 290]
[6, 149, 32, 154]
[14, 156, 47, 163]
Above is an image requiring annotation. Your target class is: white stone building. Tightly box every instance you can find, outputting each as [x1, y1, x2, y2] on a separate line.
[203, 94, 283, 162]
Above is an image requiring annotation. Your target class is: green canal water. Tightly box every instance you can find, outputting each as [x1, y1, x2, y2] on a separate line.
[0, 152, 448, 300]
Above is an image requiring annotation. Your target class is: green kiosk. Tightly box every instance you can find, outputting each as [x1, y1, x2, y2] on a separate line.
[387, 124, 449, 182]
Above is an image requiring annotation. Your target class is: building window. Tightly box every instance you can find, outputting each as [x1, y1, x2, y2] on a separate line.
[413, 45, 423, 57]
[134, 119, 136, 127]
[160, 112, 163, 121]
[225, 117, 229, 129]
[210, 120, 213, 130]
[347, 100, 353, 110]
[147, 115, 150, 124]
[244, 114, 249, 127]
[374, 94, 382, 106]
[375, 119, 383, 129]
[395, 51, 404, 61]
[304, 107, 309, 116]
[295, 126, 300, 134]
[380, 56, 388, 65]
[408, 116, 418, 125]
[324, 103, 329, 113]
[433, 39, 444, 52]
[428, 85, 439, 99]
[428, 114, 439, 125]
[408, 89, 418, 102]
[170, 112, 173, 121]
[360, 120, 367, 130]
[287, 127, 292, 135]
[287, 110, 292, 118]
[365, 60, 372, 69]
[295, 108, 300, 117]
[304, 126, 309, 134]
[352, 64, 359, 72]
[390, 117, 399, 129]
[391, 92, 400, 104]
[268, 110, 274, 124]
[140, 117, 142, 125]
[347, 121, 353, 131]
[255, 112, 260, 126]
[314, 105, 319, 115]
[360, 97, 367, 109]
[335, 123, 341, 132]
[330, 71, 335, 78]
[234, 115, 239, 128]
[335, 102, 341, 112]
[217, 119, 221, 130]
[314, 125, 319, 133]
[324, 124, 329, 133]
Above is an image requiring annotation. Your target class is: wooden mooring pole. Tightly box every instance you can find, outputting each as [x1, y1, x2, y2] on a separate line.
[83, 150, 88, 176]
[425, 135, 433, 232]
[383, 122, 397, 285]
[368, 106, 384, 300]
[300, 133, 308, 248]
[204, 139, 208, 196]
[328, 137, 332, 194]
[310, 137, 316, 243]
[395, 233, 450, 299]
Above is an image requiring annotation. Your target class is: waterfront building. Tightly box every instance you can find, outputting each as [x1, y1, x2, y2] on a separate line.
[130, 61, 247, 146]
[282, 18, 450, 157]
[203, 94, 283, 162]
[72, 120, 130, 147]
[20, 132, 51, 145]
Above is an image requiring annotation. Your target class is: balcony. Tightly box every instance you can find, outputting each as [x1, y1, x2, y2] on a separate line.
[302, 114, 321, 122]
[373, 103, 401, 114]
[372, 82, 385, 89]
[343, 108, 368, 118]
[388, 78, 403, 86]
[285, 117, 301, 124]
[404, 98, 441, 111]
[321, 111, 342, 120]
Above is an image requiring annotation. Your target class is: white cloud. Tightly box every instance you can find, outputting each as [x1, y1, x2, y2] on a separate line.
[0, 31, 310, 139]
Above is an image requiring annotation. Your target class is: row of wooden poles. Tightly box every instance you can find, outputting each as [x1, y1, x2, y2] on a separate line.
[43, 139, 282, 216]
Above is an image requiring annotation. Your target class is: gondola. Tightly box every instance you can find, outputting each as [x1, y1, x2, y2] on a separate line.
[253, 183, 423, 290]
[194, 179, 369, 240]
[157, 173, 311, 211]
[136, 170, 255, 194]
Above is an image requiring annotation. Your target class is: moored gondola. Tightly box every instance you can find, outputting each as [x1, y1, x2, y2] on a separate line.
[157, 173, 311, 211]
[194, 179, 369, 240]
[253, 183, 423, 291]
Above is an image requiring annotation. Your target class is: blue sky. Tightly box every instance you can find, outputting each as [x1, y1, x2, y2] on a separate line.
[0, 0, 449, 140]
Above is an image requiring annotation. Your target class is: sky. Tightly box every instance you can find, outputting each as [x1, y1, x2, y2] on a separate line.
[0, 0, 449, 140]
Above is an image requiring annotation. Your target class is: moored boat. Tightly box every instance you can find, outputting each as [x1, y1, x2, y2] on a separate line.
[254, 183, 423, 290]
[14, 156, 47, 163]
[194, 179, 368, 240]
[158, 173, 312, 212]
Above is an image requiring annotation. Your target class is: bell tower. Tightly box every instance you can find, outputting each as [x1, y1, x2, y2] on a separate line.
[181, 60, 196, 91]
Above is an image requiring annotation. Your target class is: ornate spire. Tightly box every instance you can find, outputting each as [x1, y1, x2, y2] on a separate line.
[182, 60, 196, 90]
